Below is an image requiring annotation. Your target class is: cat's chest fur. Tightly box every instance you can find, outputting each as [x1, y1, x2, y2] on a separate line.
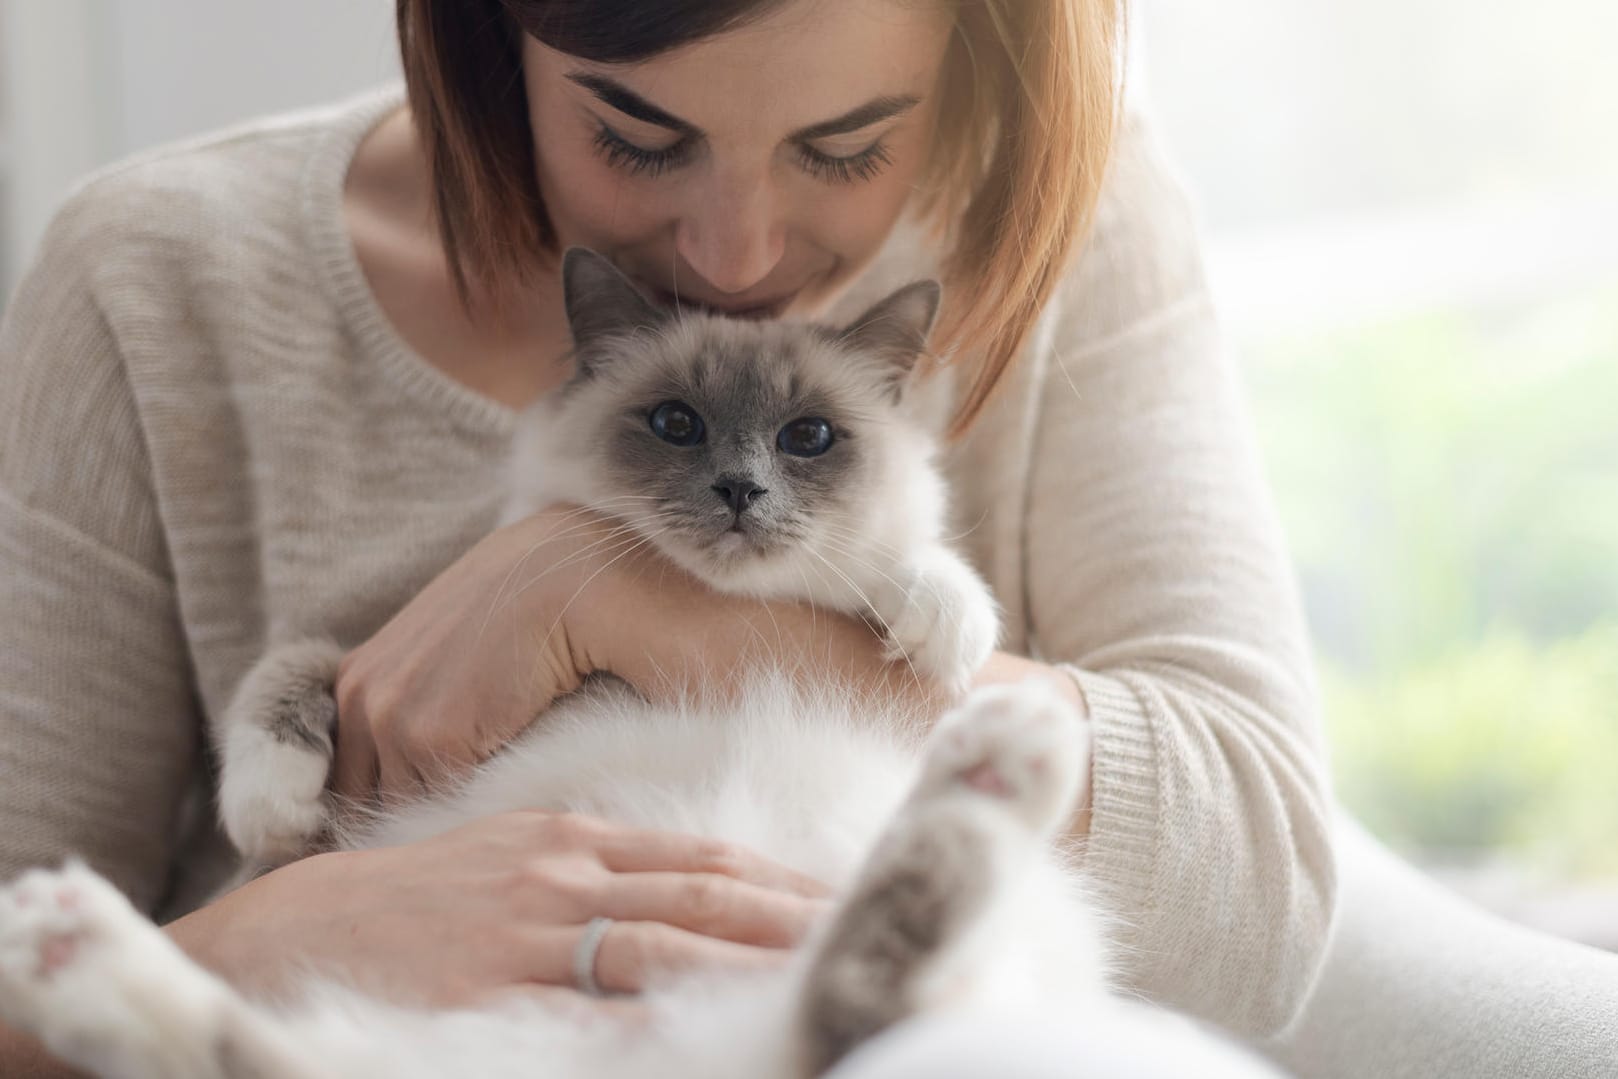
[349, 674, 927, 890]
[0, 253, 1276, 1079]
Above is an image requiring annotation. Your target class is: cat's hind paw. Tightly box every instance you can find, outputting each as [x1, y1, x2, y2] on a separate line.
[0, 863, 209, 1067]
[0, 862, 295, 1079]
[916, 678, 1090, 836]
[0, 863, 100, 1031]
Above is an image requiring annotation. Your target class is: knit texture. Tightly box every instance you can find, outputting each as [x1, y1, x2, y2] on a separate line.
[0, 88, 1333, 1038]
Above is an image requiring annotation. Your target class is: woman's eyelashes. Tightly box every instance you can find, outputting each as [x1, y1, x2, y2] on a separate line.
[795, 140, 894, 185]
[592, 123, 894, 186]
[592, 124, 693, 179]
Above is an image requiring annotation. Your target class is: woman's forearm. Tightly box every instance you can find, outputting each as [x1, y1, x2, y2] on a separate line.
[590, 562, 943, 709]
[595, 568, 1096, 836]
[972, 650, 1088, 713]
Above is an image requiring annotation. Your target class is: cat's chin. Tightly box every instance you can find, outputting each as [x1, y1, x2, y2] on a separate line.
[697, 529, 783, 568]
[655, 530, 793, 589]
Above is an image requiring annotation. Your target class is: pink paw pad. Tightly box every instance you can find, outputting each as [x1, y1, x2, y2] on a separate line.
[958, 761, 1013, 797]
[35, 931, 83, 977]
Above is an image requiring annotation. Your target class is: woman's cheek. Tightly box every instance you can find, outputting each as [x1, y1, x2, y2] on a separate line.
[548, 164, 670, 249]
[800, 174, 915, 261]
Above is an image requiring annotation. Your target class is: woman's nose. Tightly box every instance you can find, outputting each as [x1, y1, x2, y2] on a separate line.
[673, 171, 786, 297]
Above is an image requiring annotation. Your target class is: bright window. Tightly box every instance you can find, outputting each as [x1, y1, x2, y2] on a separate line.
[1141, 1, 1618, 941]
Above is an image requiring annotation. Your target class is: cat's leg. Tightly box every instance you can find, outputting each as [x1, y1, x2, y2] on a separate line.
[798, 679, 1088, 1076]
[0, 862, 330, 1079]
[217, 639, 344, 868]
[865, 545, 999, 696]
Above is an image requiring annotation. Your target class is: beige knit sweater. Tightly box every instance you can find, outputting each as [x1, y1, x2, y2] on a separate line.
[0, 88, 1334, 1038]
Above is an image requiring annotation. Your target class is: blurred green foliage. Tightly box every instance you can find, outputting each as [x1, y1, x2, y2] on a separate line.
[1322, 627, 1618, 877]
[1245, 277, 1618, 878]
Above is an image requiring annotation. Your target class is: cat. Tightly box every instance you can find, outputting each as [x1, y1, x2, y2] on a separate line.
[0, 249, 1282, 1079]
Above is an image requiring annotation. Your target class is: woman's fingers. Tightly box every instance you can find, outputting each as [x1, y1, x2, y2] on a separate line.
[330, 702, 380, 803]
[592, 824, 831, 899]
[599, 872, 827, 948]
[374, 715, 485, 801]
[588, 920, 789, 994]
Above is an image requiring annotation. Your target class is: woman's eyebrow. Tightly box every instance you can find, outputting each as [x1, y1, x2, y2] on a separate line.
[567, 73, 700, 138]
[789, 95, 921, 140]
[566, 73, 919, 142]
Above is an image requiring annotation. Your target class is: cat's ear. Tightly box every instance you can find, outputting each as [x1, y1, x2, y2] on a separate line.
[836, 280, 941, 390]
[561, 247, 666, 373]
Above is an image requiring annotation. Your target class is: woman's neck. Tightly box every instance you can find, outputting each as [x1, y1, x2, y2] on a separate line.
[343, 106, 573, 411]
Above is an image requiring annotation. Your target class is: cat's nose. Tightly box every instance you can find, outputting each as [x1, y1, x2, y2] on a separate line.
[712, 477, 767, 514]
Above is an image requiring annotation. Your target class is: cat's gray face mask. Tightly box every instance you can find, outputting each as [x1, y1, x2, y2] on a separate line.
[557, 247, 939, 568]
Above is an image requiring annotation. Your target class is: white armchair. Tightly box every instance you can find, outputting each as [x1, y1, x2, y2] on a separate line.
[1266, 813, 1618, 1077]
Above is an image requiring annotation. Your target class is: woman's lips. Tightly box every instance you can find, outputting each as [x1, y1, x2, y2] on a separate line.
[642, 283, 799, 321]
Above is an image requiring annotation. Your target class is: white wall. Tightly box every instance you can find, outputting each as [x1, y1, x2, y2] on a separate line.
[0, 0, 398, 298]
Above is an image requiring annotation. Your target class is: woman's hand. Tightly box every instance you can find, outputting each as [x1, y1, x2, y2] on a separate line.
[333, 505, 647, 802]
[332, 504, 909, 804]
[168, 810, 828, 1008]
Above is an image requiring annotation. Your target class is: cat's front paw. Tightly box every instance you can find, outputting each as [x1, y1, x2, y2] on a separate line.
[220, 731, 333, 867]
[876, 552, 999, 696]
[219, 642, 342, 867]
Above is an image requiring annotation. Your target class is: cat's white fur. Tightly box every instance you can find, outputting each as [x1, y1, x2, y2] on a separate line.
[502, 312, 999, 693]
[0, 265, 1287, 1078]
[0, 683, 1280, 1079]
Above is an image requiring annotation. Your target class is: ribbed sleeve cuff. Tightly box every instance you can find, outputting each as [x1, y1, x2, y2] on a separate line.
[1059, 665, 1159, 921]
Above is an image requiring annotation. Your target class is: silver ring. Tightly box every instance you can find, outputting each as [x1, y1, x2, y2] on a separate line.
[573, 916, 613, 997]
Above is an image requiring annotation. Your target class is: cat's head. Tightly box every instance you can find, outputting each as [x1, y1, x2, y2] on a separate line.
[537, 247, 942, 588]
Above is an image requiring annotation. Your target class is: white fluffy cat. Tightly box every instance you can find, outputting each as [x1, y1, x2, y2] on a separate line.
[0, 249, 1284, 1079]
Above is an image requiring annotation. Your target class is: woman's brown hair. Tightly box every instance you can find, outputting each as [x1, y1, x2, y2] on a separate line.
[397, 0, 1125, 435]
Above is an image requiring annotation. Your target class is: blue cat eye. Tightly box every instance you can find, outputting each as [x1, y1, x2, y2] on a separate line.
[649, 401, 705, 446]
[777, 417, 835, 457]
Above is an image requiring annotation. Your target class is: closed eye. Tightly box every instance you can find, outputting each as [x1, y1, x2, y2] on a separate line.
[594, 124, 696, 179]
[794, 140, 894, 185]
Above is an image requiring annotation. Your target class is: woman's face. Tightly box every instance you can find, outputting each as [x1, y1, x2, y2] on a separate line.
[522, 0, 955, 319]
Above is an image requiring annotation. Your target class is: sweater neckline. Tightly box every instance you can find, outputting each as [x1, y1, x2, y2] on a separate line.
[302, 85, 518, 438]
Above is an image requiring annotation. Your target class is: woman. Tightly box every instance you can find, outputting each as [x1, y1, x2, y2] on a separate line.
[3, 1, 1610, 1077]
